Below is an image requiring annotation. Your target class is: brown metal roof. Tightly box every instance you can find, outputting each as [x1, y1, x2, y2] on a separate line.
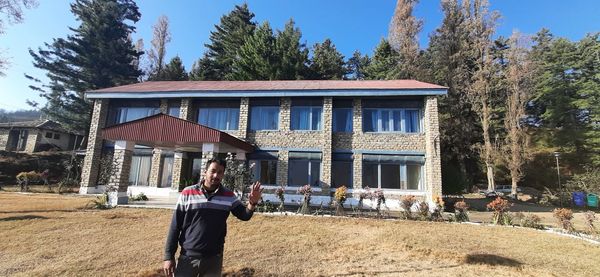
[89, 80, 447, 93]
[102, 114, 254, 152]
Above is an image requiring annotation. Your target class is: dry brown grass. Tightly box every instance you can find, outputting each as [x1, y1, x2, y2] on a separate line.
[1, 192, 599, 276]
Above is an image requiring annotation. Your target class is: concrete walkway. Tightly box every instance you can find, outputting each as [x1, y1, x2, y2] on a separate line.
[122, 196, 178, 209]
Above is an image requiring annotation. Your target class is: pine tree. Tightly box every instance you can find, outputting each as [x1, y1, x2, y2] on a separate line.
[230, 22, 276, 80]
[28, 0, 141, 134]
[364, 39, 399, 80]
[425, 0, 481, 192]
[389, 0, 423, 79]
[273, 19, 309, 80]
[197, 3, 256, 80]
[346, 50, 370, 80]
[154, 56, 188, 81]
[308, 39, 346, 80]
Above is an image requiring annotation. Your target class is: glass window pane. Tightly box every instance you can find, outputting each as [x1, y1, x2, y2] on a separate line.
[229, 109, 239, 130]
[168, 107, 180, 117]
[380, 164, 400, 189]
[362, 162, 378, 188]
[288, 160, 309, 186]
[406, 110, 420, 133]
[161, 156, 174, 187]
[291, 107, 310, 130]
[332, 161, 352, 188]
[198, 109, 209, 126]
[363, 109, 377, 132]
[381, 110, 390, 131]
[312, 107, 322, 130]
[258, 160, 277, 185]
[251, 106, 279, 130]
[407, 164, 421, 190]
[393, 110, 402, 131]
[128, 156, 140, 186]
[333, 108, 352, 132]
[310, 161, 321, 186]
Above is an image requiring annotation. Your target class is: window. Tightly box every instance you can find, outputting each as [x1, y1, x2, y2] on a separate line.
[249, 151, 278, 185]
[53, 133, 60, 140]
[168, 106, 180, 117]
[331, 153, 353, 188]
[160, 155, 174, 188]
[363, 109, 421, 133]
[129, 155, 152, 186]
[333, 108, 352, 132]
[250, 106, 279, 130]
[288, 152, 321, 186]
[362, 154, 424, 190]
[45, 132, 53, 138]
[198, 108, 239, 130]
[291, 106, 322, 130]
[114, 107, 160, 124]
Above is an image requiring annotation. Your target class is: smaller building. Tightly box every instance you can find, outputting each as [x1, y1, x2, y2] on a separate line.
[0, 120, 84, 153]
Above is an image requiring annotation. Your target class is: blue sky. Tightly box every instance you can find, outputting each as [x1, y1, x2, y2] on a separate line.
[1, 0, 599, 111]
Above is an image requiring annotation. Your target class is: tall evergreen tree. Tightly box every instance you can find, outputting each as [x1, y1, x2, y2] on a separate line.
[308, 38, 346, 80]
[154, 56, 188, 81]
[425, 0, 481, 192]
[364, 39, 399, 80]
[389, 0, 423, 79]
[230, 22, 277, 80]
[273, 19, 309, 80]
[28, 0, 141, 134]
[346, 50, 371, 80]
[196, 3, 256, 80]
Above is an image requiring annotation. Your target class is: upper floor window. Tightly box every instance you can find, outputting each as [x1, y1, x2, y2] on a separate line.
[333, 108, 352, 132]
[250, 106, 279, 130]
[114, 107, 160, 124]
[363, 109, 421, 133]
[291, 106, 322, 130]
[198, 108, 239, 130]
[290, 99, 323, 131]
[168, 102, 180, 118]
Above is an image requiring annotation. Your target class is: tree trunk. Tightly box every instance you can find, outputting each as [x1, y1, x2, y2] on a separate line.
[482, 102, 495, 192]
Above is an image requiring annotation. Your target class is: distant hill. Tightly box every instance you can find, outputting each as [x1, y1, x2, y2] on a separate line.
[0, 109, 43, 123]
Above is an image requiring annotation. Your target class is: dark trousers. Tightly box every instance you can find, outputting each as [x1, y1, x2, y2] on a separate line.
[175, 253, 223, 277]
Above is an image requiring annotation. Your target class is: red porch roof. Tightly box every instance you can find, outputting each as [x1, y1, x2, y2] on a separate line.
[102, 114, 254, 152]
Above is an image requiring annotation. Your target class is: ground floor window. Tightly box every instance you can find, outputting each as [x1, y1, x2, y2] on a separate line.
[129, 155, 152, 186]
[160, 155, 174, 188]
[248, 151, 278, 185]
[288, 152, 321, 187]
[362, 154, 424, 190]
[331, 153, 353, 188]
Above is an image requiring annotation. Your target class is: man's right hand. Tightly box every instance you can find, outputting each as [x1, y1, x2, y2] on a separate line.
[163, 260, 175, 277]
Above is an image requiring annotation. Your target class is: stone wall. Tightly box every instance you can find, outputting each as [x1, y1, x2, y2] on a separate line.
[0, 130, 10, 151]
[424, 96, 442, 200]
[80, 99, 109, 193]
[24, 130, 39, 153]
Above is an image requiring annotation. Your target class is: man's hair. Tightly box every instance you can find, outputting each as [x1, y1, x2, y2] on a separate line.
[205, 158, 227, 170]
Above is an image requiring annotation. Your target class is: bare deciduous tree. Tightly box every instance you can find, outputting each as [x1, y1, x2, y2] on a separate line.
[464, 0, 500, 192]
[147, 15, 171, 80]
[504, 31, 534, 196]
[388, 0, 422, 79]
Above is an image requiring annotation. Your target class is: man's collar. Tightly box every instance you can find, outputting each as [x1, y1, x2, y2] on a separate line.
[199, 180, 221, 195]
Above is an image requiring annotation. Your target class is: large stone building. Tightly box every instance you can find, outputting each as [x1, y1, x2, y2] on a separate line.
[79, 80, 446, 208]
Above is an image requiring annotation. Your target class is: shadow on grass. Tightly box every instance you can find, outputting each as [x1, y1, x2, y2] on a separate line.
[335, 264, 461, 276]
[0, 215, 48, 221]
[464, 253, 523, 267]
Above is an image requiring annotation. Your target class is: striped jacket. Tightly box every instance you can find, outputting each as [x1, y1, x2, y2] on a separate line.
[164, 183, 253, 260]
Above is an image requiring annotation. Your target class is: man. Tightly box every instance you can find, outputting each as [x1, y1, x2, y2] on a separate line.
[163, 158, 262, 277]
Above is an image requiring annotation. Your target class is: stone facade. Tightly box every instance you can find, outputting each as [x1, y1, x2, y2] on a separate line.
[0, 130, 8, 150]
[80, 91, 444, 206]
[80, 99, 109, 193]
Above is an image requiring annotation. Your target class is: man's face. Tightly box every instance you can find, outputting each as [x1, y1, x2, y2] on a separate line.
[203, 162, 225, 190]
